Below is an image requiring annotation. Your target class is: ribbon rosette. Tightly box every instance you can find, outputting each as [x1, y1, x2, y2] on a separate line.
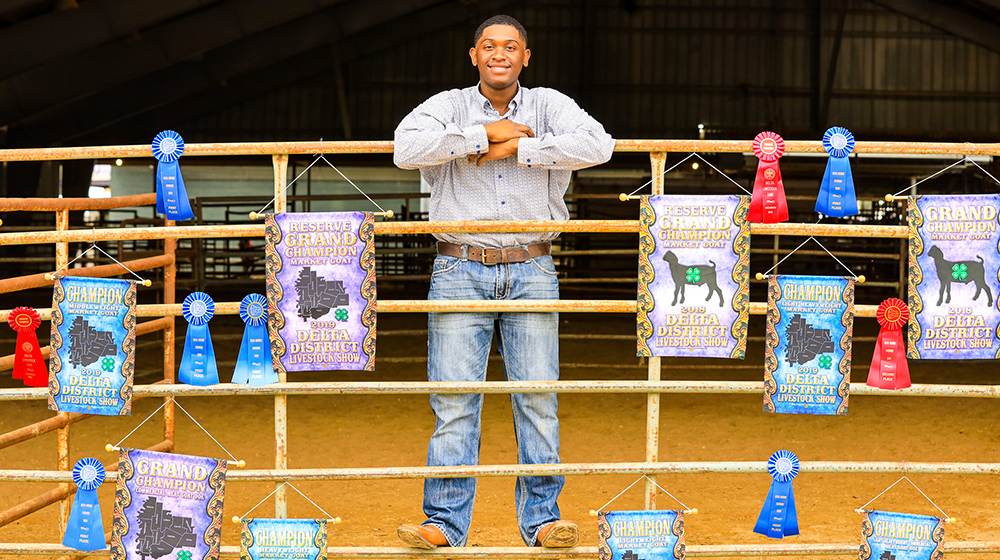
[747, 132, 789, 223]
[7, 307, 46, 387]
[152, 130, 194, 221]
[815, 127, 858, 217]
[179, 292, 220, 386]
[868, 298, 910, 390]
[232, 293, 277, 385]
[753, 450, 799, 539]
[63, 457, 106, 550]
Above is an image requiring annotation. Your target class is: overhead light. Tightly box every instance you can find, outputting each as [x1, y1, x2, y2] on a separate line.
[115, 159, 123, 166]
[691, 162, 700, 170]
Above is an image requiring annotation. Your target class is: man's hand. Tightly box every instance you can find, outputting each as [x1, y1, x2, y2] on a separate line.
[483, 119, 534, 143]
[472, 138, 519, 166]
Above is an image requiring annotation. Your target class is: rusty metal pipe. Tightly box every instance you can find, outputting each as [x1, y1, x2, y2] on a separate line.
[0, 413, 86, 450]
[0, 254, 174, 293]
[1, 317, 172, 372]
[0, 193, 157, 212]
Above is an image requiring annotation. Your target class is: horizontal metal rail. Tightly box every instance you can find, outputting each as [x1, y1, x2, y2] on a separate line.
[0, 139, 996, 162]
[0, 317, 171, 372]
[2, 542, 999, 558]
[0, 380, 995, 402]
[0, 220, 911, 246]
[0, 301, 880, 323]
[0, 254, 173, 293]
[0, 193, 157, 212]
[4, 460, 1000, 484]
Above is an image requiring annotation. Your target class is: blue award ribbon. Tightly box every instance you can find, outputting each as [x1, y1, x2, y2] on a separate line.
[152, 130, 194, 221]
[179, 292, 219, 386]
[232, 293, 278, 385]
[815, 127, 858, 217]
[753, 450, 800, 539]
[63, 457, 106, 551]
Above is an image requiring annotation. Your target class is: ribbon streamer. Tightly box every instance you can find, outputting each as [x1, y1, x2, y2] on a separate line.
[815, 127, 859, 217]
[152, 130, 194, 221]
[868, 298, 910, 389]
[7, 307, 46, 387]
[232, 293, 278, 385]
[63, 457, 106, 551]
[753, 450, 799, 539]
[748, 132, 789, 223]
[179, 292, 219, 386]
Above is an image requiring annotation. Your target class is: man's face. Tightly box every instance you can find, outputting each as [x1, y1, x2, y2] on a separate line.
[470, 24, 530, 92]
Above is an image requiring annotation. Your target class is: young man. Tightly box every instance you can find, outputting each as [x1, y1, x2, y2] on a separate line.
[393, 14, 614, 549]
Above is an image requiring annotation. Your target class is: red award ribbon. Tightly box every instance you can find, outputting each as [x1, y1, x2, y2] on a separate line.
[748, 132, 789, 223]
[7, 307, 47, 387]
[868, 298, 910, 390]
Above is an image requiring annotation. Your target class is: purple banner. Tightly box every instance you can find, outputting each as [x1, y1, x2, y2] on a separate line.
[637, 195, 751, 358]
[110, 448, 226, 560]
[266, 212, 376, 372]
[907, 195, 1000, 359]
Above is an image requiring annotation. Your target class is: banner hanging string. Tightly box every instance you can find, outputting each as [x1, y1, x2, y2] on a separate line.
[856, 470, 953, 521]
[254, 141, 389, 217]
[625, 153, 752, 198]
[236, 481, 340, 523]
[591, 475, 694, 514]
[890, 156, 1000, 199]
[109, 397, 243, 466]
[759, 232, 861, 281]
[46, 228, 149, 286]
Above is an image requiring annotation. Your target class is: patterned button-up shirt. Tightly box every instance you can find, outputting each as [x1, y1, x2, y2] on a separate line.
[393, 83, 615, 248]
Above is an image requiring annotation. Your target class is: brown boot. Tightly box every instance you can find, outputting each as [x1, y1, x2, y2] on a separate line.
[397, 524, 449, 549]
[536, 520, 580, 547]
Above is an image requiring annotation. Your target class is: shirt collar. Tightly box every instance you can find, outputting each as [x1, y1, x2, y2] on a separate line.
[475, 82, 523, 114]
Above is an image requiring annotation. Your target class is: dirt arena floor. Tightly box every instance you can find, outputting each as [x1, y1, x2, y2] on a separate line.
[1, 310, 998, 559]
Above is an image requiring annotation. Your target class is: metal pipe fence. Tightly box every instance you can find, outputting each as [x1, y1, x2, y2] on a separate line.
[0, 139, 998, 558]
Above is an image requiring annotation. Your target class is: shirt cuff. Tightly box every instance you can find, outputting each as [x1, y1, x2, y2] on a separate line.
[464, 125, 489, 156]
[517, 137, 542, 167]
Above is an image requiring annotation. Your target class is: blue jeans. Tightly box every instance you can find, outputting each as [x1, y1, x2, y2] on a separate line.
[422, 253, 563, 546]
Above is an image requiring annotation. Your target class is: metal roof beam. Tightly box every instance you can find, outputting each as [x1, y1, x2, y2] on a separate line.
[870, 0, 1000, 54]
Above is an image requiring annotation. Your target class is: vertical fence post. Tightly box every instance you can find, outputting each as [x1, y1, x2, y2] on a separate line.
[55, 209, 70, 531]
[272, 154, 289, 518]
[164, 219, 176, 450]
[644, 152, 666, 509]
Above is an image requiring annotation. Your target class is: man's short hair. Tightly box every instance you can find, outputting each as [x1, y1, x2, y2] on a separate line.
[474, 15, 527, 46]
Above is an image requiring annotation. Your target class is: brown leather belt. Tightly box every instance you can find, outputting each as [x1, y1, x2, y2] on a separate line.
[437, 241, 551, 265]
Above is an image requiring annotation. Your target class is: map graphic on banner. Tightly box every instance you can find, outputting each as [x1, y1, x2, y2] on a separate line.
[240, 518, 328, 560]
[110, 448, 226, 560]
[48, 276, 136, 416]
[860, 510, 945, 560]
[637, 195, 751, 359]
[763, 275, 854, 415]
[266, 212, 377, 371]
[597, 510, 685, 560]
[907, 194, 1000, 359]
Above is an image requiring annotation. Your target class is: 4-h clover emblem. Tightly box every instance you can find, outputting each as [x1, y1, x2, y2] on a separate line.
[686, 267, 701, 283]
[818, 355, 833, 369]
[334, 308, 349, 321]
[176, 551, 193, 560]
[101, 357, 115, 372]
[952, 263, 968, 280]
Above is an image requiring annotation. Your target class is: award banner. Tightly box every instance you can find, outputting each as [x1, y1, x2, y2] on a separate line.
[48, 277, 136, 416]
[64, 457, 107, 551]
[240, 518, 328, 560]
[598, 510, 685, 560]
[637, 195, 750, 359]
[265, 211, 377, 372]
[763, 275, 854, 416]
[907, 195, 1000, 359]
[7, 306, 47, 386]
[860, 510, 945, 560]
[815, 127, 858, 217]
[110, 448, 226, 560]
